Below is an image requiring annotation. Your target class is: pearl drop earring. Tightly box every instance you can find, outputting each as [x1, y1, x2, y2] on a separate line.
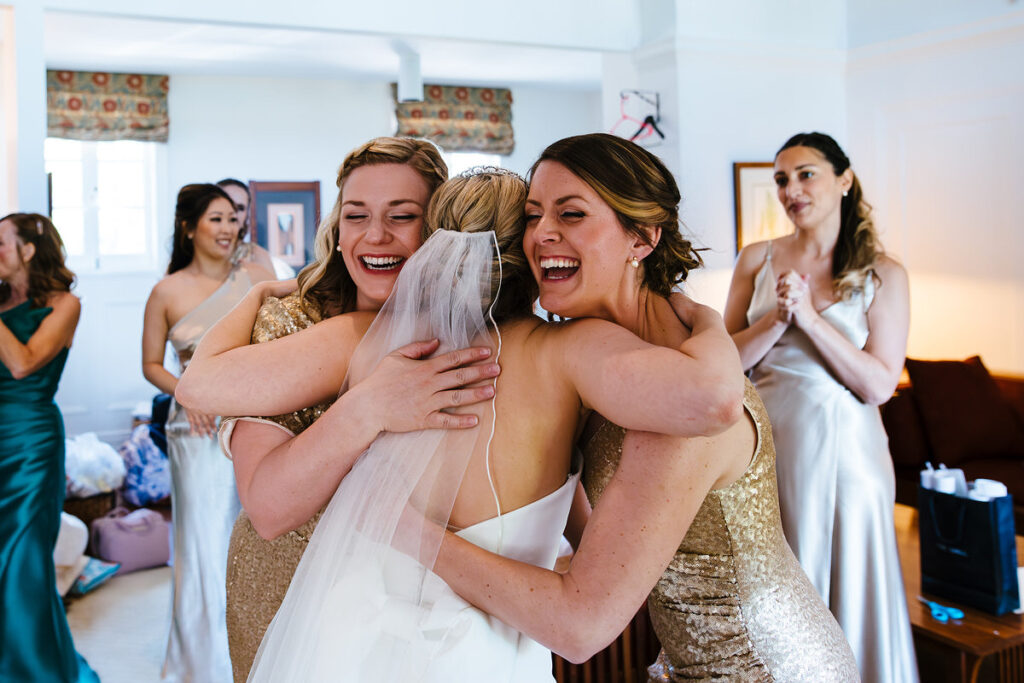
[630, 256, 640, 269]
[843, 190, 849, 197]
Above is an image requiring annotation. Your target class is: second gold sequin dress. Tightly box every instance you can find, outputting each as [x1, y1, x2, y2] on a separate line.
[219, 293, 332, 683]
[583, 381, 860, 682]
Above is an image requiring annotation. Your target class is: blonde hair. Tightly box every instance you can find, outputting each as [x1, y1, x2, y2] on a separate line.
[425, 168, 536, 321]
[296, 137, 448, 315]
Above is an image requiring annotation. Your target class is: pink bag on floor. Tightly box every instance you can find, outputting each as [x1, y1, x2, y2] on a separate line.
[89, 506, 170, 575]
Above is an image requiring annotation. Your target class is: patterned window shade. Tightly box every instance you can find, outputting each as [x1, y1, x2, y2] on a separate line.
[47, 70, 169, 143]
[394, 84, 513, 155]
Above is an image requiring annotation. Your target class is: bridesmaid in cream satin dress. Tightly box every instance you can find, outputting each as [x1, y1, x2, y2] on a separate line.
[142, 184, 273, 682]
[724, 132, 915, 682]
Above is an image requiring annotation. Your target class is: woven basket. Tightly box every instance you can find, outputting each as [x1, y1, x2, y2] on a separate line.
[63, 490, 117, 530]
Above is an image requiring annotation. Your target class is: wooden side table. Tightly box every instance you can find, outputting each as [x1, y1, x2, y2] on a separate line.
[895, 504, 1024, 683]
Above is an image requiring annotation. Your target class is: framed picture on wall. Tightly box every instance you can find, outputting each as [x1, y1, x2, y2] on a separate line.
[732, 162, 793, 253]
[249, 181, 321, 268]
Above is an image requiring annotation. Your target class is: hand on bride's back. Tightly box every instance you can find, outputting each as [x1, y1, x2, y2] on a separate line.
[350, 339, 501, 434]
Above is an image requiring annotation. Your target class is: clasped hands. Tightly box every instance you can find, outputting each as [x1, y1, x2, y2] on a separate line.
[775, 269, 817, 328]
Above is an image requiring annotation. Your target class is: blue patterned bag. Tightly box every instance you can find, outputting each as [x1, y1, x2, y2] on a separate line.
[118, 424, 171, 506]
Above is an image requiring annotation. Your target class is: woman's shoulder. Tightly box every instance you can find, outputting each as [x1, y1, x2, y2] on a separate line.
[872, 252, 906, 278]
[736, 239, 775, 270]
[44, 290, 79, 309]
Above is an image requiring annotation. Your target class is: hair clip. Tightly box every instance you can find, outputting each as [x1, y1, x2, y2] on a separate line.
[36, 219, 44, 235]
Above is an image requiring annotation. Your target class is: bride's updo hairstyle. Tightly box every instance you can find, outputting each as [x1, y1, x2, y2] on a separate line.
[297, 137, 448, 316]
[528, 133, 703, 296]
[424, 167, 536, 322]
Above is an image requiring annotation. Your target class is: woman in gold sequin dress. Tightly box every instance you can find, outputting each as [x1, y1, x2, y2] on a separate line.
[431, 134, 860, 681]
[176, 138, 501, 682]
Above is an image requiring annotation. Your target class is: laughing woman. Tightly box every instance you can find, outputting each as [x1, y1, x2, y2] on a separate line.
[141, 184, 274, 682]
[430, 135, 860, 681]
[0, 213, 97, 683]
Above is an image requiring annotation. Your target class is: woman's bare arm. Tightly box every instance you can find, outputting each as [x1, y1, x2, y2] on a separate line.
[558, 307, 743, 438]
[227, 339, 502, 539]
[0, 292, 80, 379]
[723, 242, 789, 371]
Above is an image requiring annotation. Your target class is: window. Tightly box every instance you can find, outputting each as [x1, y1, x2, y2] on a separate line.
[443, 151, 502, 177]
[44, 138, 161, 272]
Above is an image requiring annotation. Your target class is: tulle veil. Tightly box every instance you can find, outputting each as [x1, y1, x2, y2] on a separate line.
[246, 229, 501, 681]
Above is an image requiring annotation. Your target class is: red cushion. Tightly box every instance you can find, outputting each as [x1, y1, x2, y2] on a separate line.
[881, 388, 930, 469]
[905, 356, 1024, 467]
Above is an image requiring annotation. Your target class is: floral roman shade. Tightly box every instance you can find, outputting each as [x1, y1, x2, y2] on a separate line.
[394, 84, 514, 155]
[47, 70, 169, 142]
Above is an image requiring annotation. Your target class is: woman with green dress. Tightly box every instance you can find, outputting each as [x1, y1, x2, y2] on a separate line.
[0, 212, 97, 682]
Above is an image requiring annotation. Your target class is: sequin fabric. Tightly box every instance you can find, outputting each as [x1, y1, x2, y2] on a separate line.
[224, 293, 333, 683]
[583, 379, 860, 682]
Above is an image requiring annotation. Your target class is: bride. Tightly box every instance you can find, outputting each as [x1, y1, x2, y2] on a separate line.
[241, 168, 743, 681]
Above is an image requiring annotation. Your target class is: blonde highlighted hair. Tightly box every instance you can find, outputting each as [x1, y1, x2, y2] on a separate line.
[295, 137, 448, 316]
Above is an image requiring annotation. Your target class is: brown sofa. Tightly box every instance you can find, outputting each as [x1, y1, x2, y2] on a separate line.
[881, 356, 1024, 528]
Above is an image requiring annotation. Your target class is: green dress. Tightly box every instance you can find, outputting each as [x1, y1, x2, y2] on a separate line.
[0, 301, 98, 683]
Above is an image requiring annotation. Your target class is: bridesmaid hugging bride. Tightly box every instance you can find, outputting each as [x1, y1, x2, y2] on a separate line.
[180, 135, 859, 682]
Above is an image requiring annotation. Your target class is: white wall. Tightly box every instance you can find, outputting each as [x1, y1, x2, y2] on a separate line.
[847, 0, 1022, 48]
[28, 0, 640, 52]
[667, 2, 847, 309]
[57, 73, 601, 441]
[846, 10, 1024, 374]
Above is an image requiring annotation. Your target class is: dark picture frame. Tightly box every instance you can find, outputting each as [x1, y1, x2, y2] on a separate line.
[249, 181, 321, 268]
[732, 162, 793, 253]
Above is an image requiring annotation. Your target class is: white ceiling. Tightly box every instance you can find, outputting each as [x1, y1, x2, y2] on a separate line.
[44, 12, 604, 89]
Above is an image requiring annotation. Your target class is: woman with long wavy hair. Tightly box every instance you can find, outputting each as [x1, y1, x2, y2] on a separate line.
[0, 213, 97, 682]
[723, 131, 914, 682]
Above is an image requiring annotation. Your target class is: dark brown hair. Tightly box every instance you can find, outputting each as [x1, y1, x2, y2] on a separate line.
[216, 177, 250, 238]
[0, 213, 76, 307]
[777, 132, 882, 298]
[167, 184, 236, 274]
[529, 133, 702, 297]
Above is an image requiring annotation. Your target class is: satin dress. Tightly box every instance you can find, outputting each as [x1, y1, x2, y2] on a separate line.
[747, 246, 917, 683]
[161, 262, 256, 683]
[584, 381, 859, 681]
[0, 301, 98, 683]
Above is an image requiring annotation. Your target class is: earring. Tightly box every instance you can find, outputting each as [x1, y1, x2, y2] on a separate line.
[630, 256, 640, 269]
[335, 243, 343, 252]
[842, 190, 849, 197]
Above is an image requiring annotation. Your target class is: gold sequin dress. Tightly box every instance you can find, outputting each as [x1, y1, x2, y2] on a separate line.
[583, 380, 860, 682]
[220, 293, 332, 683]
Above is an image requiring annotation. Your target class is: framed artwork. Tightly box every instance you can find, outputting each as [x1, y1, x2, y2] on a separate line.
[249, 181, 321, 268]
[732, 162, 793, 253]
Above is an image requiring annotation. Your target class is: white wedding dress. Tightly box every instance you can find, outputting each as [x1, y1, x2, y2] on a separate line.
[247, 230, 577, 682]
